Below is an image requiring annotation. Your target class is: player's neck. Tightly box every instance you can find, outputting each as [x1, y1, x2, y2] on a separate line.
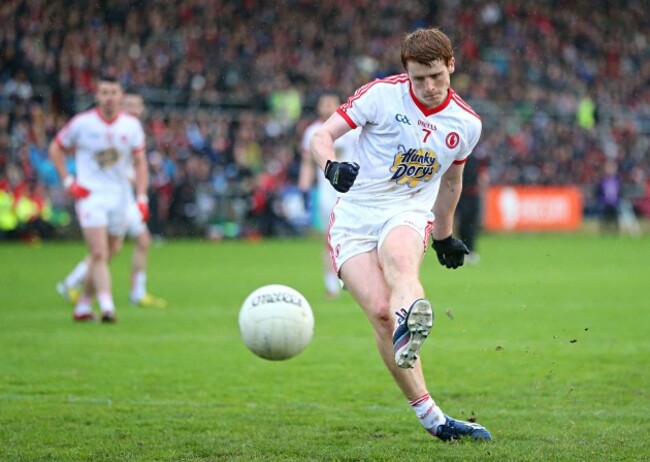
[96, 107, 119, 124]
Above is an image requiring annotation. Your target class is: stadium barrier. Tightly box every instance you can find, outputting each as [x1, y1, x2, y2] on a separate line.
[484, 186, 583, 231]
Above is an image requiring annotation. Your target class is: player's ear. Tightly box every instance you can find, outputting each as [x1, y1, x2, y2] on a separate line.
[448, 57, 456, 74]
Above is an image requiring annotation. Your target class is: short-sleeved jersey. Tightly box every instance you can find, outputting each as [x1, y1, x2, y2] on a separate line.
[56, 109, 145, 195]
[302, 119, 359, 200]
[337, 74, 482, 209]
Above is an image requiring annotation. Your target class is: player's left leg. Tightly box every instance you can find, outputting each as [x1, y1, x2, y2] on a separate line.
[341, 250, 448, 437]
[56, 256, 89, 304]
[379, 224, 491, 442]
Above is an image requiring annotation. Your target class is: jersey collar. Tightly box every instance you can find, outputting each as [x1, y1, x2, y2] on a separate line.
[409, 85, 453, 116]
[94, 108, 120, 125]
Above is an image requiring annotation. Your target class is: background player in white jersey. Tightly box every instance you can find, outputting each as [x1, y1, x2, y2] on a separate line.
[298, 92, 358, 299]
[49, 75, 149, 323]
[310, 28, 492, 442]
[56, 93, 166, 308]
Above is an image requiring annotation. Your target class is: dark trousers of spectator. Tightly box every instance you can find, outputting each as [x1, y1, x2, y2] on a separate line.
[1, 219, 55, 241]
[256, 196, 298, 237]
[600, 205, 619, 232]
[148, 190, 163, 238]
[457, 194, 480, 253]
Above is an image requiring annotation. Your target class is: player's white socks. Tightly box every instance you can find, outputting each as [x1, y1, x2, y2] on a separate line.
[74, 294, 93, 316]
[130, 271, 147, 301]
[410, 392, 446, 432]
[325, 273, 340, 296]
[64, 260, 89, 289]
[97, 291, 115, 313]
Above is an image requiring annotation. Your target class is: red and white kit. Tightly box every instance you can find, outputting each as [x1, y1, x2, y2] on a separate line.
[56, 109, 145, 233]
[329, 74, 482, 271]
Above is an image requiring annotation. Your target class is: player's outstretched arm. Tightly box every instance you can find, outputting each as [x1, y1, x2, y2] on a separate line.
[48, 140, 69, 187]
[49, 140, 90, 200]
[310, 112, 352, 171]
[311, 113, 358, 193]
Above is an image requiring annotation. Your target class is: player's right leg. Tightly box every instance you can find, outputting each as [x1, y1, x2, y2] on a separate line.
[378, 217, 432, 369]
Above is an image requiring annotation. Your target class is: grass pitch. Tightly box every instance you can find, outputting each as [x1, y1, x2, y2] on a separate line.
[0, 233, 649, 461]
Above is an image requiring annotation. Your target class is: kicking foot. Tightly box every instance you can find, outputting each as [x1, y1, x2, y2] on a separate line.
[392, 299, 433, 368]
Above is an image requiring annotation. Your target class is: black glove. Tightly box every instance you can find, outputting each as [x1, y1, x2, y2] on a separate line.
[324, 160, 359, 193]
[432, 235, 470, 269]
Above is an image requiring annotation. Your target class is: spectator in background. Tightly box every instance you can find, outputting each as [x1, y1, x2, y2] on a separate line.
[595, 159, 622, 233]
[11, 176, 56, 241]
[455, 150, 489, 264]
[0, 170, 19, 239]
[1, 0, 648, 238]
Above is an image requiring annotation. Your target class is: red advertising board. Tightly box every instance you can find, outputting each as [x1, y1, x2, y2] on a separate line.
[484, 186, 583, 231]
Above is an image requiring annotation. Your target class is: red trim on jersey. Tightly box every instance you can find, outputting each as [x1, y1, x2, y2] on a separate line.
[336, 108, 357, 129]
[409, 86, 453, 116]
[450, 89, 481, 120]
[55, 110, 93, 150]
[94, 107, 121, 125]
[339, 74, 410, 114]
[54, 136, 67, 150]
[452, 158, 468, 165]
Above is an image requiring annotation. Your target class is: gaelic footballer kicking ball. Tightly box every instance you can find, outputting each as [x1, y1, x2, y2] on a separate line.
[238, 284, 314, 360]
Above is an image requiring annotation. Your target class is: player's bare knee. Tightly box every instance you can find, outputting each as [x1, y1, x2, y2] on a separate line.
[369, 303, 393, 333]
[88, 247, 109, 263]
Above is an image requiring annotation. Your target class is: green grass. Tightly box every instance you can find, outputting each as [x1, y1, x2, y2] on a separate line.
[1, 233, 649, 461]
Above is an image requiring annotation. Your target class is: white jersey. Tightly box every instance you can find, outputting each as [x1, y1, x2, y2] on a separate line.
[337, 74, 482, 209]
[302, 119, 359, 204]
[55, 108, 145, 195]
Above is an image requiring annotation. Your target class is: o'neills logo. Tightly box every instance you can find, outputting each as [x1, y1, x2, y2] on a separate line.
[251, 292, 303, 307]
[390, 146, 440, 188]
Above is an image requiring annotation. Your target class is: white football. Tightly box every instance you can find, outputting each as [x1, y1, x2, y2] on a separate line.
[238, 284, 314, 360]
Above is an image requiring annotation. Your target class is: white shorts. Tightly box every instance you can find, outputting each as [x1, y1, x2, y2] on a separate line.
[327, 199, 434, 273]
[75, 192, 129, 236]
[125, 200, 147, 238]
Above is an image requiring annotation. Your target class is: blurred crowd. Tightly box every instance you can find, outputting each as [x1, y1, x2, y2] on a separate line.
[1, 0, 649, 240]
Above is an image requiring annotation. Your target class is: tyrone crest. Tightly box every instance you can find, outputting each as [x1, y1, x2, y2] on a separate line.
[445, 132, 460, 149]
